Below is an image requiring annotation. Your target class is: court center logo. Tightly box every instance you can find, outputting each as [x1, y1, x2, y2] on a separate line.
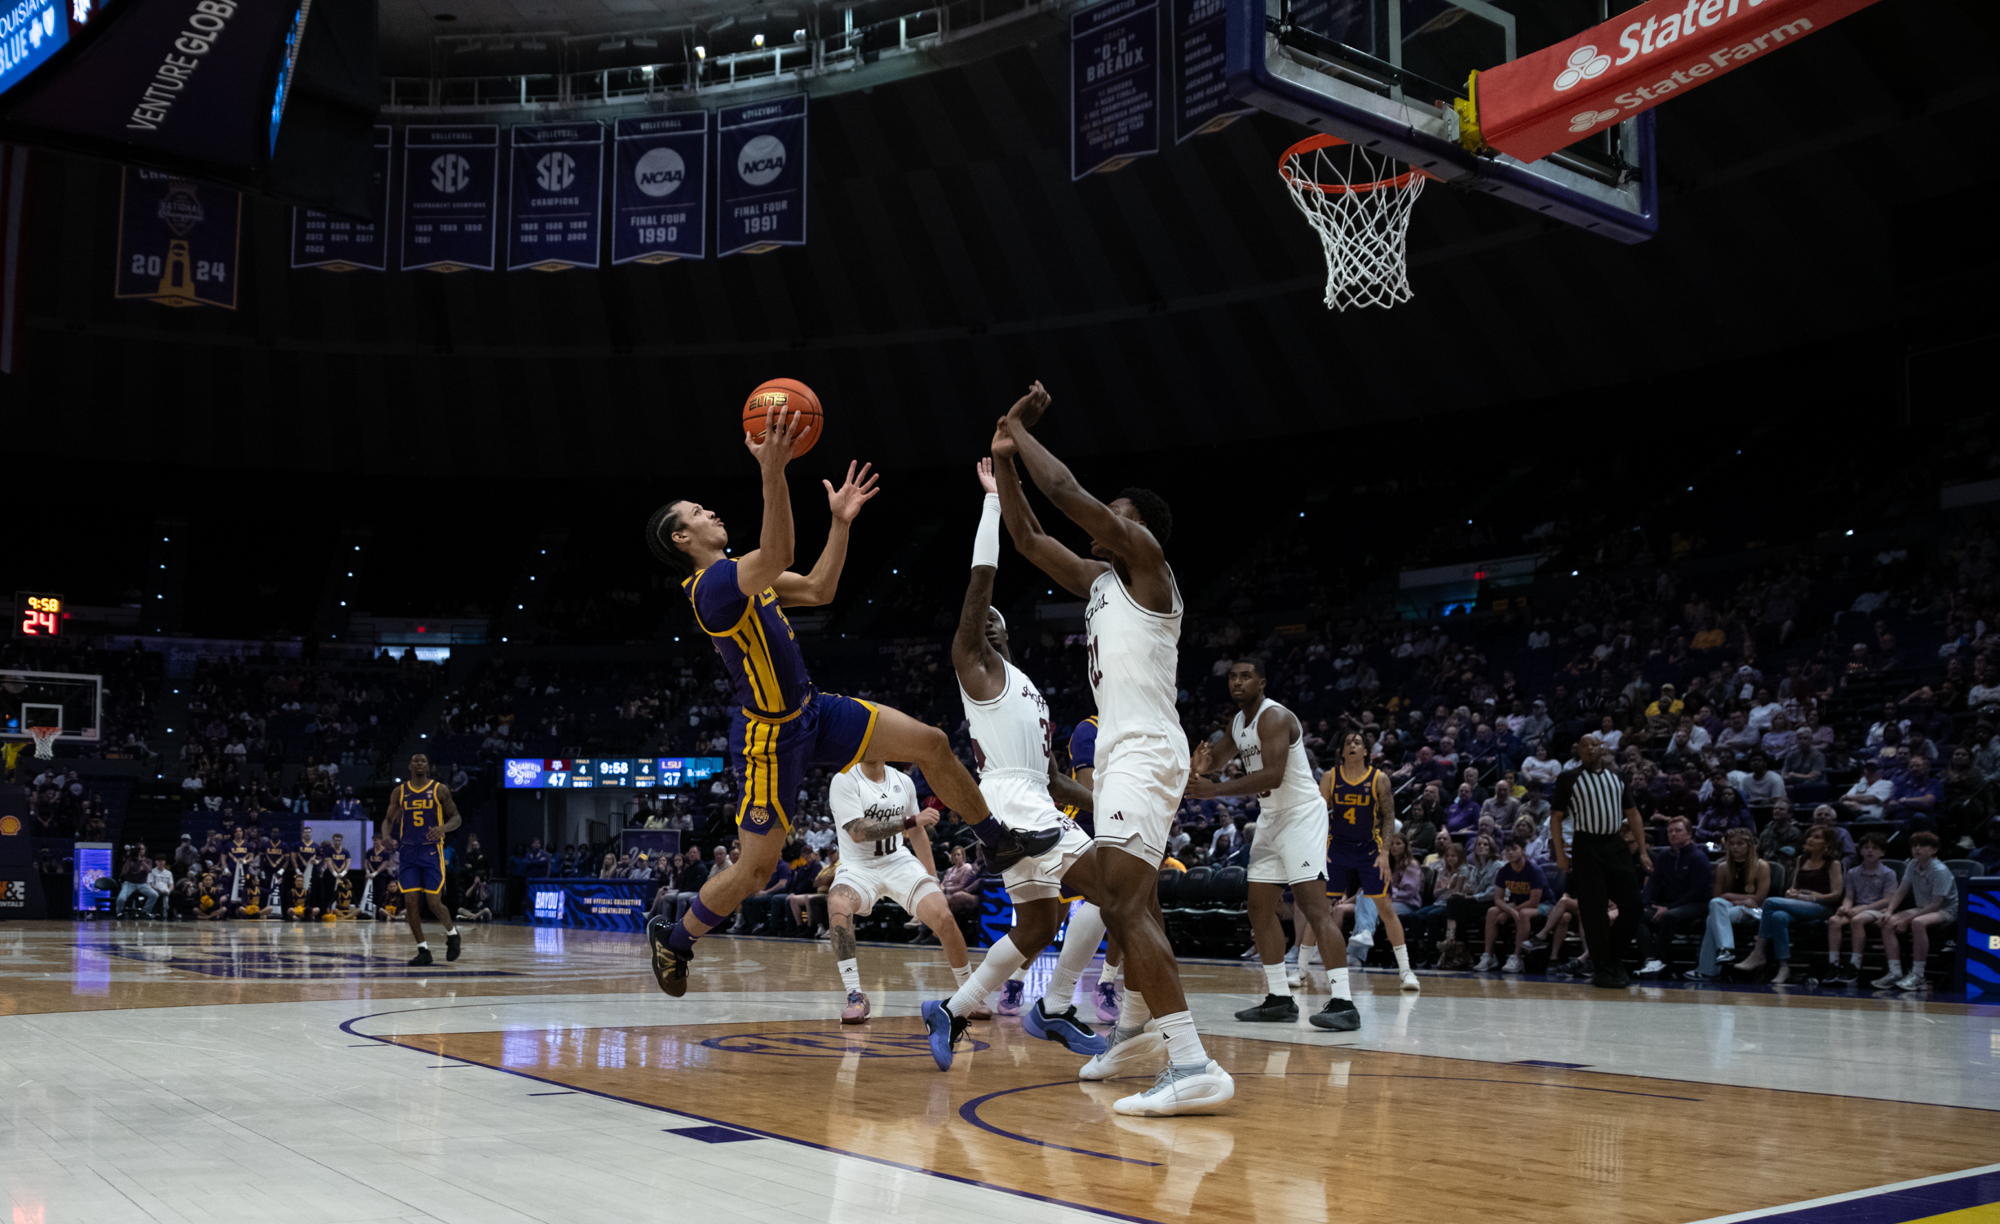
[1554, 44, 1612, 91]
[535, 151, 575, 192]
[737, 134, 786, 186]
[634, 146, 686, 198]
[430, 153, 472, 193]
[1569, 108, 1621, 133]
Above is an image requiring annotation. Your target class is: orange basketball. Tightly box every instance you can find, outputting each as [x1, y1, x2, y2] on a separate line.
[742, 378, 824, 458]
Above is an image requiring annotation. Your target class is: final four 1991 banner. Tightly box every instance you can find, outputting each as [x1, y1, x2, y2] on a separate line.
[717, 95, 806, 257]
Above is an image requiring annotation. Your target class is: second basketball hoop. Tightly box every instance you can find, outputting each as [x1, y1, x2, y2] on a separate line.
[1278, 134, 1428, 312]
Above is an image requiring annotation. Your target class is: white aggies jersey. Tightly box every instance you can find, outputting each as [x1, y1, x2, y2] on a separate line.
[1230, 698, 1321, 812]
[961, 659, 1053, 782]
[829, 764, 919, 866]
[1084, 566, 1185, 753]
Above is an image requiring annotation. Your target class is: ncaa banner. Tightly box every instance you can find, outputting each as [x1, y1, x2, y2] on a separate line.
[113, 168, 239, 310]
[400, 125, 498, 272]
[716, 94, 805, 258]
[1173, 0, 1252, 143]
[612, 113, 706, 264]
[507, 121, 604, 272]
[290, 125, 392, 271]
[1071, 0, 1159, 179]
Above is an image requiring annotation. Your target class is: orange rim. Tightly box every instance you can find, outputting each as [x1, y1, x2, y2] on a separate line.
[1278, 133, 1426, 195]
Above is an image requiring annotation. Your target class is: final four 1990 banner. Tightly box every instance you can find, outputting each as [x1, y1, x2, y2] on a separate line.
[613, 113, 707, 264]
[717, 95, 806, 257]
[401, 125, 499, 272]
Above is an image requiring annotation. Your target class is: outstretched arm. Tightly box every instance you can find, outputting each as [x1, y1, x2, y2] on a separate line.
[734, 409, 804, 597]
[1188, 710, 1289, 799]
[992, 447, 1107, 598]
[996, 393, 1162, 573]
[775, 461, 880, 607]
[953, 460, 1008, 701]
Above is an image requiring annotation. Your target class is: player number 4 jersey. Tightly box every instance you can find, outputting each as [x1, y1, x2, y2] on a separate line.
[1229, 698, 1321, 812]
[830, 765, 919, 865]
[961, 660, 1054, 781]
[1084, 566, 1185, 756]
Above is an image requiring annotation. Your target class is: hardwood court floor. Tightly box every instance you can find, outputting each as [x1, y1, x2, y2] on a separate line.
[3, 920, 1998, 1224]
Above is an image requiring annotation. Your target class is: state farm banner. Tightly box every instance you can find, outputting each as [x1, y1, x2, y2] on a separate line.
[400, 125, 498, 272]
[716, 94, 805, 257]
[1471, 0, 1885, 165]
[114, 168, 239, 309]
[612, 113, 706, 264]
[290, 125, 390, 271]
[507, 121, 603, 271]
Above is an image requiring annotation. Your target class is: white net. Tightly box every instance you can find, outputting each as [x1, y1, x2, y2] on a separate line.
[28, 726, 60, 759]
[1279, 136, 1427, 311]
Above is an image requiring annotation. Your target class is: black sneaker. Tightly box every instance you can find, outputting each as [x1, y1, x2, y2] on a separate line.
[1834, 964, 1859, 984]
[1591, 968, 1631, 989]
[1234, 994, 1300, 1022]
[985, 825, 1061, 871]
[1308, 998, 1361, 1032]
[408, 946, 433, 967]
[646, 915, 692, 997]
[446, 930, 462, 963]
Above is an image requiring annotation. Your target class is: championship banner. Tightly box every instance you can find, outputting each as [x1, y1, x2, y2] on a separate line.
[1467, 0, 1884, 165]
[290, 125, 390, 271]
[612, 112, 706, 264]
[506, 121, 603, 272]
[113, 167, 239, 309]
[400, 125, 498, 273]
[1173, 0, 1251, 143]
[1071, 0, 1159, 179]
[716, 94, 805, 257]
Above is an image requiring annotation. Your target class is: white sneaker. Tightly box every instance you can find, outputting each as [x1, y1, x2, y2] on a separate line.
[1895, 970, 1927, 992]
[1502, 954, 1525, 974]
[1638, 959, 1667, 976]
[1399, 969, 1421, 992]
[1349, 931, 1374, 949]
[1112, 1060, 1236, 1116]
[1870, 970, 1904, 990]
[1285, 965, 1305, 989]
[1473, 953, 1498, 972]
[1079, 1029, 1167, 1081]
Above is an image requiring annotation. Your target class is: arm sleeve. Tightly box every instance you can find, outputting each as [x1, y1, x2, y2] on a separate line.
[688, 559, 750, 635]
[972, 493, 1001, 569]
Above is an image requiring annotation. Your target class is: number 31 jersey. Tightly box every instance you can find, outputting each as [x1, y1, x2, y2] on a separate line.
[960, 660, 1054, 782]
[830, 764, 919, 865]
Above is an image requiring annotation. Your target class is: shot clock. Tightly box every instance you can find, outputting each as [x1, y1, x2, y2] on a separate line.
[16, 593, 62, 637]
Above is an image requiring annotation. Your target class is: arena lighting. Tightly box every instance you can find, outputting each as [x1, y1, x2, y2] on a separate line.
[752, 33, 765, 46]
[793, 28, 806, 41]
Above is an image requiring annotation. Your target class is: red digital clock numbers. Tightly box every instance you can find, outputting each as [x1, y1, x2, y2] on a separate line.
[17, 592, 62, 637]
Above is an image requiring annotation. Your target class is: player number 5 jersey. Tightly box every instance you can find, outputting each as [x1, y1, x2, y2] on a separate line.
[961, 660, 1054, 781]
[1229, 698, 1321, 812]
[829, 764, 919, 865]
[1084, 566, 1185, 755]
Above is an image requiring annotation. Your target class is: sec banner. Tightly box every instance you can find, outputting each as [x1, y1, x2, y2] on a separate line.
[113, 168, 239, 310]
[613, 113, 706, 264]
[507, 121, 603, 272]
[717, 94, 805, 257]
[1072, 0, 1159, 179]
[291, 125, 391, 271]
[401, 125, 498, 272]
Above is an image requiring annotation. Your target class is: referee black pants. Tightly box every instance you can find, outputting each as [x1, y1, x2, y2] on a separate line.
[1568, 832, 1641, 971]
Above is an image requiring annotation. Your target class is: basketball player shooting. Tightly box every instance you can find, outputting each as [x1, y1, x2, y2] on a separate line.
[989, 382, 1234, 1117]
[643, 403, 1060, 999]
[383, 753, 463, 967]
[920, 458, 1113, 1067]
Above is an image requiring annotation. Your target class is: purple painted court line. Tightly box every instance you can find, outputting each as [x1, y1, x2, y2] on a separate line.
[1512, 1060, 1591, 1069]
[1698, 1163, 2000, 1224]
[957, 1083, 1164, 1166]
[667, 1126, 760, 1144]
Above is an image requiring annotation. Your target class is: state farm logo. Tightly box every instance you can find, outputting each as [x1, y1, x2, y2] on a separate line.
[1569, 108, 1621, 133]
[1554, 44, 1612, 91]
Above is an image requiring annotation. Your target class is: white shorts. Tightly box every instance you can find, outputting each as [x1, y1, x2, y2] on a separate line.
[1003, 820, 1096, 903]
[829, 853, 940, 918]
[1248, 796, 1330, 886]
[1092, 734, 1190, 866]
[980, 772, 1094, 903]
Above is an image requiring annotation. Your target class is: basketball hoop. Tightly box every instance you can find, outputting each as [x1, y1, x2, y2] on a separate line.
[28, 726, 60, 759]
[1278, 134, 1428, 311]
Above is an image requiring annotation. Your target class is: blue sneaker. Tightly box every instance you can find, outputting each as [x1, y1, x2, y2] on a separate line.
[1023, 997, 1108, 1055]
[920, 1001, 965, 1071]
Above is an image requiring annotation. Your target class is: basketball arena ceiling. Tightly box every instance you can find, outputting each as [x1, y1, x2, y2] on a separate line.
[14, 0, 1998, 478]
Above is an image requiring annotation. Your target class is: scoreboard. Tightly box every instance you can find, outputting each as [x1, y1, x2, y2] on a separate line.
[503, 757, 724, 790]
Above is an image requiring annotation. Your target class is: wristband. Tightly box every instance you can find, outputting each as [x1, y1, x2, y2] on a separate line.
[902, 814, 918, 830]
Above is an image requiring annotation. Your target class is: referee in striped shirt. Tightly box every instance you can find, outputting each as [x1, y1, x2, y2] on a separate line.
[1551, 734, 1653, 989]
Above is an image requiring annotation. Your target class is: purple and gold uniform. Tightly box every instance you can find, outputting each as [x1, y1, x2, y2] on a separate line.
[1063, 715, 1099, 837]
[1322, 764, 1387, 899]
[391, 779, 447, 894]
[685, 557, 878, 835]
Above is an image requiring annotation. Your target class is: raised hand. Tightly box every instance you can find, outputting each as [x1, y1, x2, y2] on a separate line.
[991, 416, 1019, 460]
[823, 460, 881, 523]
[913, 808, 940, 829]
[1006, 380, 1051, 429]
[976, 457, 998, 495]
[745, 404, 800, 471]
